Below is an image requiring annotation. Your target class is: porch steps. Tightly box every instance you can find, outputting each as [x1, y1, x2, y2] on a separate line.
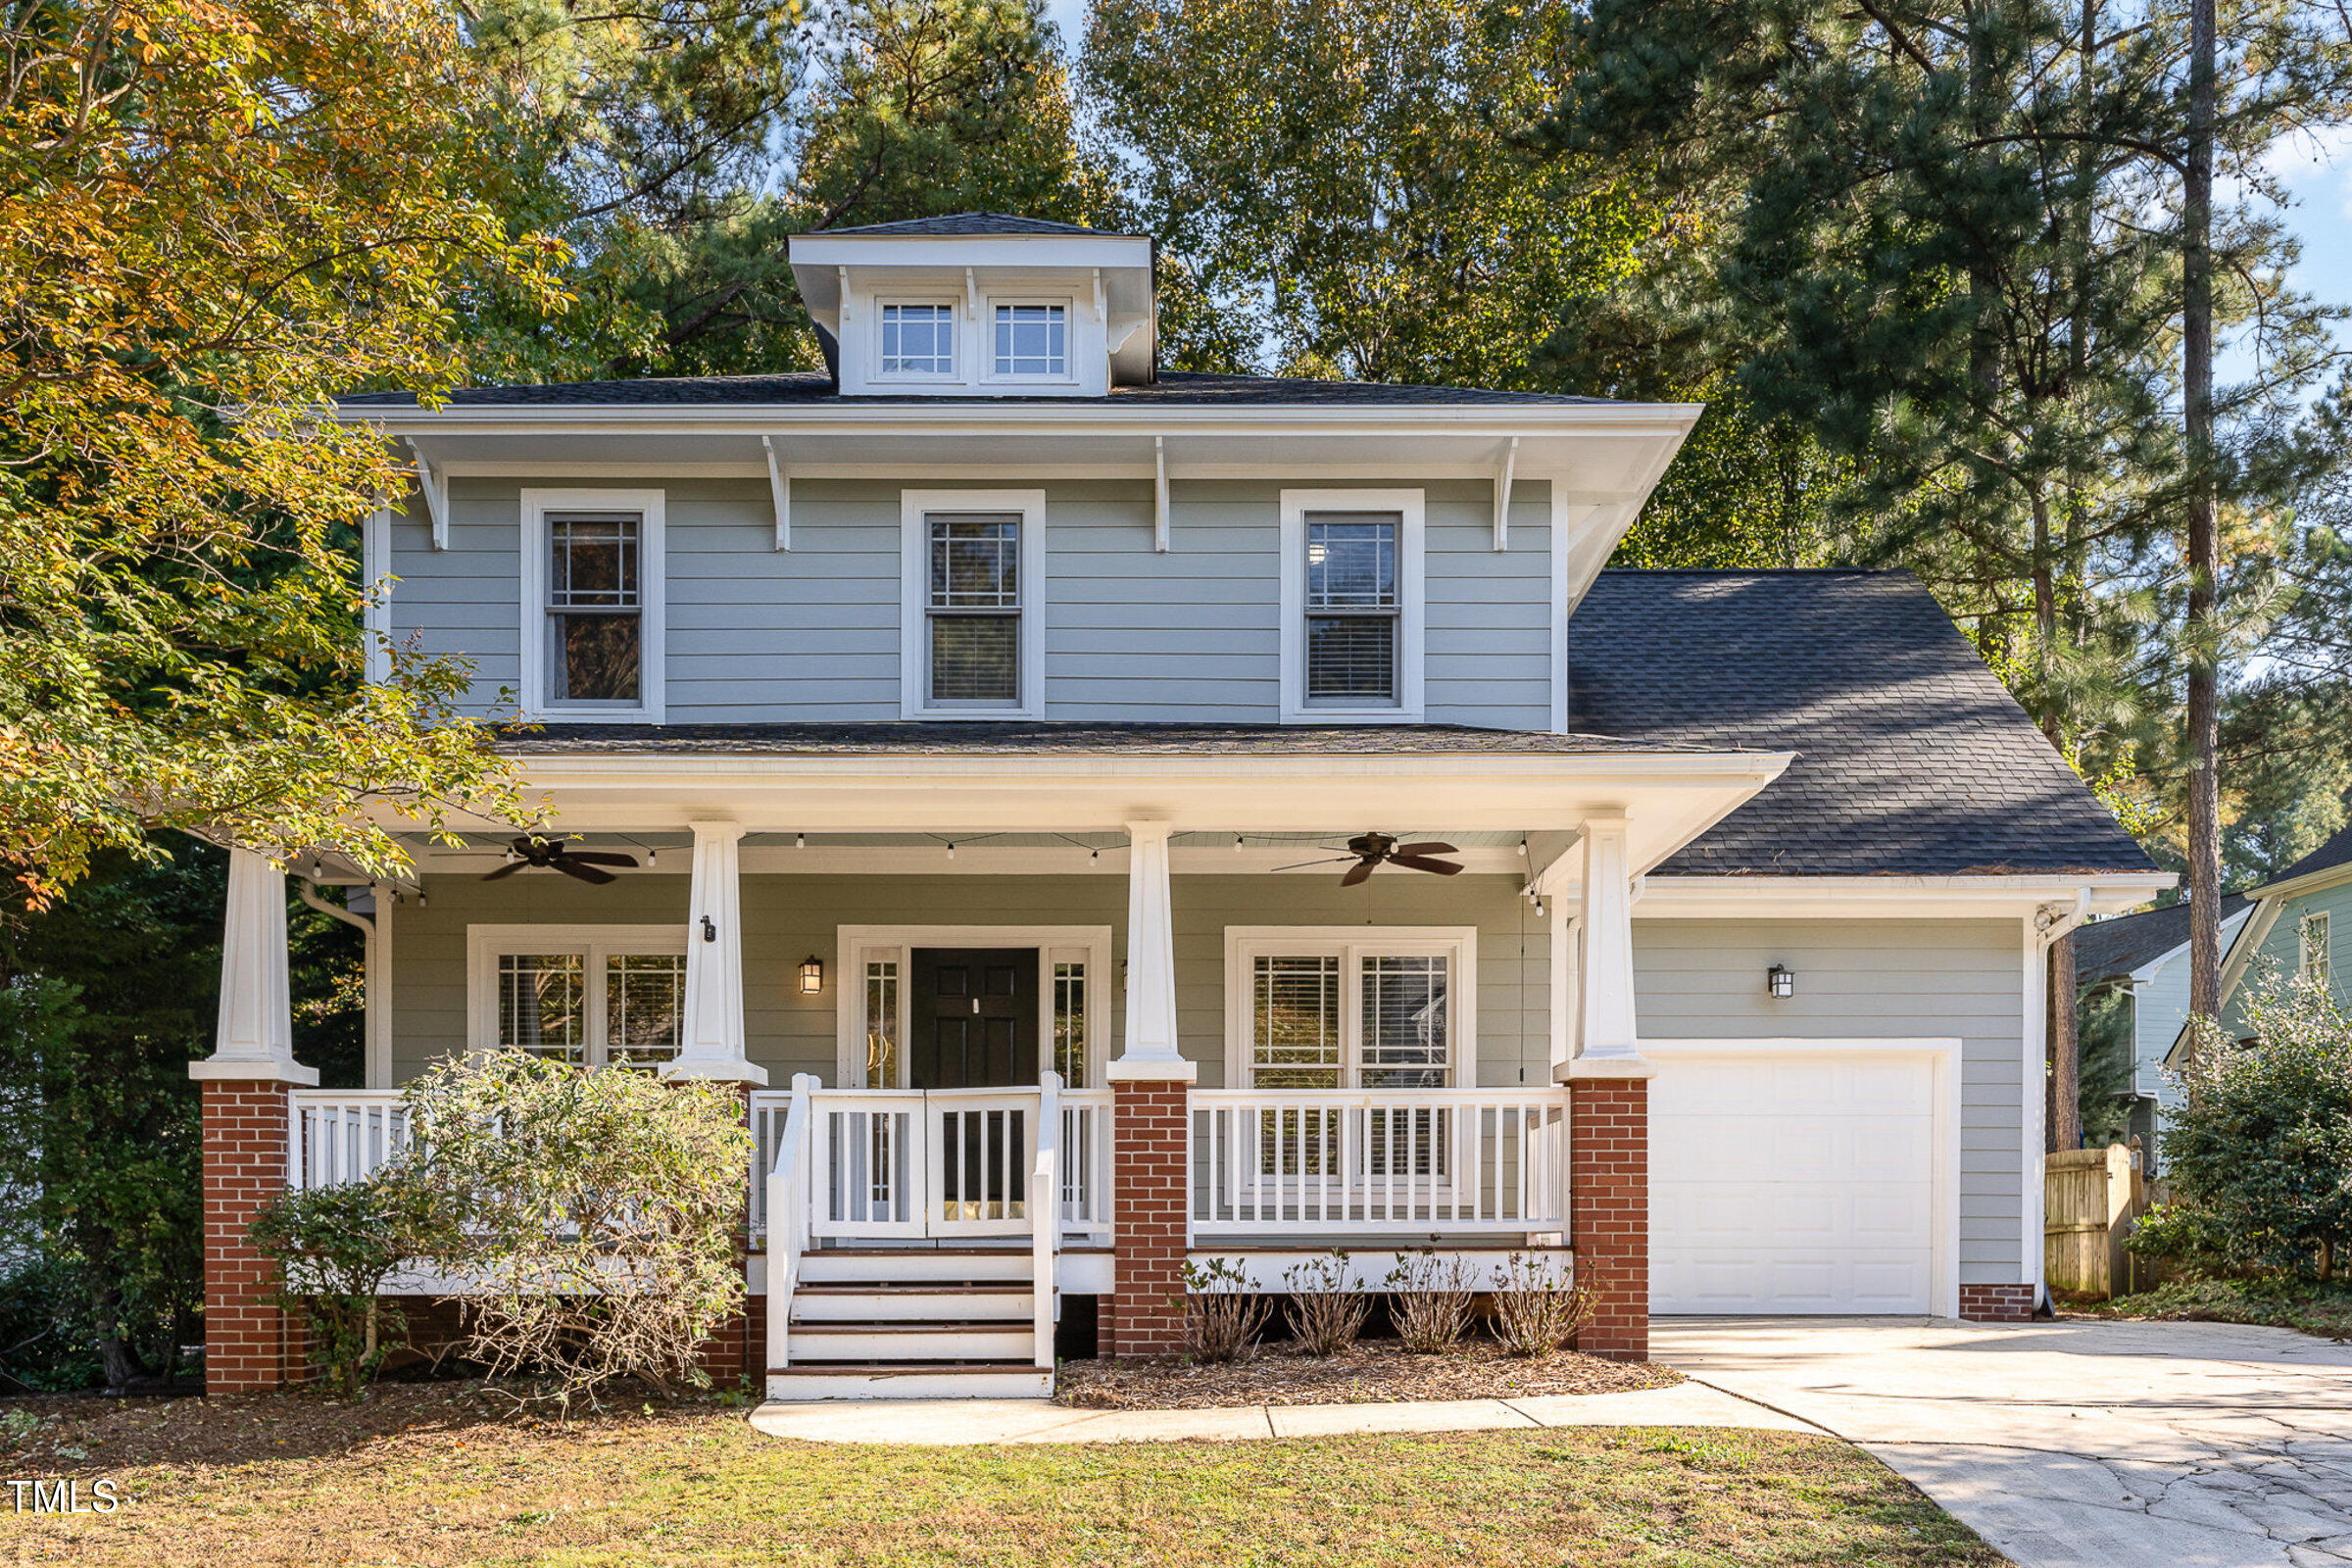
[768, 1248, 1052, 1401]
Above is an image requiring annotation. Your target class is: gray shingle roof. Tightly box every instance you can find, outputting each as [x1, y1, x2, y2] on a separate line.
[492, 721, 1723, 758]
[1568, 570, 2157, 877]
[2265, 821, 2352, 889]
[335, 369, 1614, 409]
[2072, 894, 2250, 984]
[812, 213, 1138, 238]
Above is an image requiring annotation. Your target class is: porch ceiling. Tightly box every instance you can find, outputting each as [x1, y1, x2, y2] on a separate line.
[362, 744, 1793, 886]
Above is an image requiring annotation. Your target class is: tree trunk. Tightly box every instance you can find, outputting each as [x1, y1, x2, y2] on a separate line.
[2032, 488, 2060, 746]
[2049, 931, 2082, 1151]
[2183, 0, 2223, 1017]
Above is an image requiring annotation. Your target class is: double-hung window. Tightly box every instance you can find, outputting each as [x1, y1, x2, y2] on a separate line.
[879, 303, 956, 376]
[1229, 929, 1468, 1090]
[1280, 490, 1424, 721]
[474, 926, 689, 1068]
[993, 303, 1066, 377]
[2302, 910, 2333, 990]
[521, 490, 664, 721]
[901, 490, 1044, 717]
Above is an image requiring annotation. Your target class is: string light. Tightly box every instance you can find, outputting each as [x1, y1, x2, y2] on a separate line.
[1234, 834, 1245, 853]
[1089, 847, 1100, 862]
[946, 842, 956, 860]
[795, 832, 806, 850]
[1517, 837, 1529, 858]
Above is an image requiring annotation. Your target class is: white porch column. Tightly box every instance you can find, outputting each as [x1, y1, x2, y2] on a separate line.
[1109, 818, 1192, 1081]
[668, 821, 767, 1086]
[1562, 811, 1650, 1077]
[190, 849, 317, 1086]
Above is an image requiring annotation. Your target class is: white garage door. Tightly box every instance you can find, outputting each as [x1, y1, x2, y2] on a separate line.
[1650, 1050, 1936, 1314]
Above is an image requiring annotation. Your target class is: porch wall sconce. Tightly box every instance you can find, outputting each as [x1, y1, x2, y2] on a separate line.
[1767, 963, 1795, 1000]
[799, 955, 825, 995]
[700, 914, 716, 943]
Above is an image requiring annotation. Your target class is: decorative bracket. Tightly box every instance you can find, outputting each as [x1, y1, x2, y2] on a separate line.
[1493, 435, 1519, 551]
[762, 435, 791, 551]
[406, 438, 448, 550]
[1153, 436, 1170, 553]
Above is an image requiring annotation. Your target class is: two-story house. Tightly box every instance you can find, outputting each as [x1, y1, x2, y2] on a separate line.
[187, 215, 2170, 1401]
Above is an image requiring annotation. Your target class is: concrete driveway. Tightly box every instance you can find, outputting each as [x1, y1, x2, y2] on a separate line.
[1657, 1317, 2352, 1568]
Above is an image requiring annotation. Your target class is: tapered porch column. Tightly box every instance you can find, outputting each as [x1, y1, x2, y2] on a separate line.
[190, 849, 318, 1394]
[1555, 812, 1654, 1361]
[668, 821, 766, 1087]
[1106, 819, 1193, 1357]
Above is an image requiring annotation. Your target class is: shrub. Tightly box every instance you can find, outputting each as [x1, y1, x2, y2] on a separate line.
[1386, 1250, 1476, 1353]
[2159, 972, 2352, 1281]
[1282, 1250, 1369, 1356]
[1182, 1255, 1269, 1363]
[401, 1053, 753, 1410]
[1491, 1250, 1594, 1355]
[247, 1174, 433, 1397]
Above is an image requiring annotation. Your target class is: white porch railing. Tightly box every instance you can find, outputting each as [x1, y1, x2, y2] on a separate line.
[1191, 1088, 1570, 1235]
[1059, 1088, 1113, 1245]
[287, 1091, 411, 1189]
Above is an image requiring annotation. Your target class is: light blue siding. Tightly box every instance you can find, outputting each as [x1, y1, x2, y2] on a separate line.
[380, 476, 1559, 729]
[2220, 880, 2352, 1039]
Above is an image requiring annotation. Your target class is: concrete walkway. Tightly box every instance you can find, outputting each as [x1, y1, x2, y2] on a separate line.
[750, 1377, 1815, 1445]
[1658, 1316, 2352, 1568]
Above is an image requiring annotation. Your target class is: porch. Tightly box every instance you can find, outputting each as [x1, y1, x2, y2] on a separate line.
[190, 734, 1790, 1396]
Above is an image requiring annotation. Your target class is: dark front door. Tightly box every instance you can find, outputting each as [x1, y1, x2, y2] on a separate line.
[909, 948, 1038, 1090]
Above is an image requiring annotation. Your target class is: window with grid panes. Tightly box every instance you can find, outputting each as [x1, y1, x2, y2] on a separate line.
[491, 946, 683, 1067]
[926, 512, 1022, 704]
[1302, 514, 1399, 703]
[545, 512, 643, 703]
[880, 304, 955, 374]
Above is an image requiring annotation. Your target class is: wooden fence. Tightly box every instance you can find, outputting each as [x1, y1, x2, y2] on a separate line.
[2044, 1143, 2173, 1299]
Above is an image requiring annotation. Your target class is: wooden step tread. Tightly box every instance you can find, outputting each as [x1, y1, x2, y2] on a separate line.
[809, 1247, 1031, 1258]
[789, 1321, 1034, 1335]
[767, 1362, 1043, 1376]
[796, 1283, 1030, 1295]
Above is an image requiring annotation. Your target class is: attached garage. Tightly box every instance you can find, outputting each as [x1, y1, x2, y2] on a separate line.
[1647, 1042, 1957, 1317]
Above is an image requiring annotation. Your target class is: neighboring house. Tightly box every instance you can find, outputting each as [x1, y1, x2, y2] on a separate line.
[2199, 826, 2352, 1047]
[2072, 895, 2251, 1163]
[183, 215, 2169, 1401]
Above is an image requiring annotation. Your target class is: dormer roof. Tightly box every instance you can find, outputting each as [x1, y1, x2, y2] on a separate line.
[787, 214, 1157, 395]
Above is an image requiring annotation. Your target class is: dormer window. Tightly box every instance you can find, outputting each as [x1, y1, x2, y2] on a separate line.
[994, 304, 1067, 377]
[880, 303, 956, 376]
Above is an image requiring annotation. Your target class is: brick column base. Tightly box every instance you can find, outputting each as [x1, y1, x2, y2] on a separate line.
[1959, 1284, 2034, 1322]
[1107, 1078, 1189, 1358]
[201, 1080, 299, 1394]
[1568, 1076, 1649, 1362]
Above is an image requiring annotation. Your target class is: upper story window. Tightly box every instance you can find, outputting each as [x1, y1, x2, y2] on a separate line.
[2302, 910, 2333, 990]
[901, 489, 1044, 718]
[994, 303, 1066, 377]
[880, 303, 956, 375]
[1279, 489, 1425, 723]
[519, 488, 665, 722]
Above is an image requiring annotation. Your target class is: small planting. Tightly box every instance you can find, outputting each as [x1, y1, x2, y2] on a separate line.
[1386, 1250, 1477, 1353]
[248, 1172, 437, 1396]
[1491, 1250, 1595, 1355]
[1282, 1250, 1370, 1356]
[1182, 1254, 1269, 1362]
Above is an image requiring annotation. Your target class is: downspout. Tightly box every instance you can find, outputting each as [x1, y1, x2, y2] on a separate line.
[2029, 886, 2095, 1312]
[297, 879, 381, 1086]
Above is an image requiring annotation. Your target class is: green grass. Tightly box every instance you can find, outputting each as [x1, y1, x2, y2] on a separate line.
[2081, 1275, 2352, 1341]
[0, 1383, 2000, 1567]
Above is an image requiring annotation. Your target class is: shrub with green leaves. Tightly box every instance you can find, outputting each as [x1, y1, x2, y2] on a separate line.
[247, 1174, 434, 1397]
[401, 1053, 753, 1410]
[2152, 972, 2352, 1281]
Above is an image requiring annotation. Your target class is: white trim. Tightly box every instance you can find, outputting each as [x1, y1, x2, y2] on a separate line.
[516, 488, 666, 724]
[1152, 435, 1170, 552]
[1492, 436, 1518, 550]
[831, 924, 1113, 1088]
[899, 488, 1047, 719]
[1548, 484, 1570, 734]
[363, 507, 393, 685]
[982, 296, 1078, 387]
[1642, 1036, 1962, 1321]
[366, 887, 393, 1089]
[1222, 925, 1477, 1089]
[2022, 917, 2046, 1298]
[1279, 488, 1426, 723]
[466, 923, 690, 1067]
[406, 440, 449, 550]
[1637, 873, 2175, 920]
[761, 437, 791, 550]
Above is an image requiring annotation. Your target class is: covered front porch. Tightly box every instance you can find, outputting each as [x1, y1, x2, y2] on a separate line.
[193, 731, 1789, 1395]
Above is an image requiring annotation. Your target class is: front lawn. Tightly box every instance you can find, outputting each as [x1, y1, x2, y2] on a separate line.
[0, 1383, 1999, 1566]
[2075, 1276, 2352, 1342]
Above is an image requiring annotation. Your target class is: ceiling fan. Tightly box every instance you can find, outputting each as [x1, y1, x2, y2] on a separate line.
[1277, 832, 1463, 887]
[480, 835, 638, 886]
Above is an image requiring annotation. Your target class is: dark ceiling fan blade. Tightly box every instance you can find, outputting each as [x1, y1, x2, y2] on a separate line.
[480, 860, 527, 882]
[562, 850, 639, 867]
[1274, 856, 1353, 872]
[554, 858, 617, 885]
[1393, 842, 1457, 858]
[1340, 859, 1378, 887]
[1388, 854, 1464, 876]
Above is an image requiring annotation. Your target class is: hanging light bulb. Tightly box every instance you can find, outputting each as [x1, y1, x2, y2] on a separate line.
[1517, 837, 1529, 858]
[946, 842, 956, 860]
[795, 832, 806, 850]
[645, 847, 659, 867]
[1233, 834, 1245, 853]
[1089, 846, 1101, 863]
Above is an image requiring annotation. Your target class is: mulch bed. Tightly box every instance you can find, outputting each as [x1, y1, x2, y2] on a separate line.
[1054, 1341, 1681, 1408]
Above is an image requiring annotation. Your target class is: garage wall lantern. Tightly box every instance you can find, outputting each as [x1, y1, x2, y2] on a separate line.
[799, 955, 825, 995]
[1767, 963, 1795, 999]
